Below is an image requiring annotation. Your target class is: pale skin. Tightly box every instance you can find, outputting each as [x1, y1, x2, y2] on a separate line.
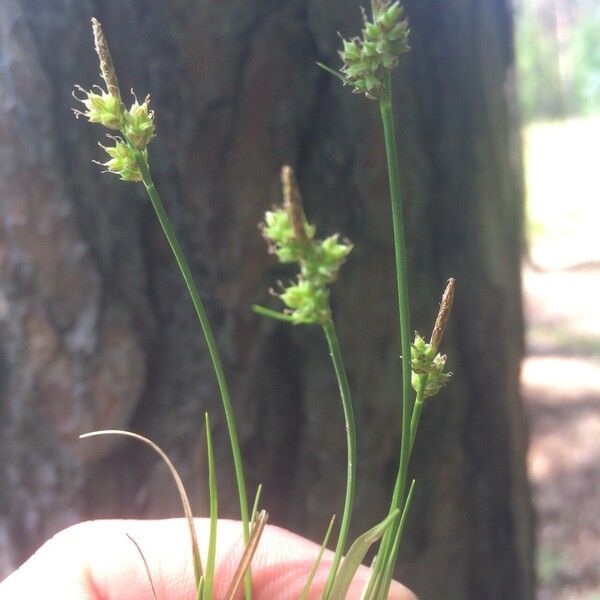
[0, 519, 416, 600]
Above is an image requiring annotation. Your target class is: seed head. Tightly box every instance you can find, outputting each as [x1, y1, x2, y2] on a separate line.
[338, 1, 410, 100]
[91, 17, 122, 104]
[261, 165, 352, 325]
[281, 166, 311, 246]
[430, 278, 455, 352]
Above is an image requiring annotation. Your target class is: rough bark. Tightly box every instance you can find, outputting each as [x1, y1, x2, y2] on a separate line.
[0, 0, 534, 597]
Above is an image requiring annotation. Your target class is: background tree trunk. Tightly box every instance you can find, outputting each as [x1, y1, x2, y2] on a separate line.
[0, 0, 534, 597]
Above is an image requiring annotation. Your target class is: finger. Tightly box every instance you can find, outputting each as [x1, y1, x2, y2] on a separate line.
[0, 519, 417, 600]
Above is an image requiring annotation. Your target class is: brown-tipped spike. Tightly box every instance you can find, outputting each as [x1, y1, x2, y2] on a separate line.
[281, 165, 309, 245]
[91, 17, 122, 103]
[430, 277, 455, 352]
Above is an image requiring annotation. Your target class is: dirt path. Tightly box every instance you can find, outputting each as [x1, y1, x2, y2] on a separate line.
[522, 265, 600, 599]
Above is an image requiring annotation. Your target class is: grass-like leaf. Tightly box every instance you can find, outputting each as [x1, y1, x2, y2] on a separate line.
[250, 483, 263, 525]
[328, 509, 400, 600]
[316, 61, 348, 83]
[252, 304, 296, 323]
[204, 413, 218, 600]
[125, 532, 158, 600]
[80, 430, 203, 589]
[224, 510, 269, 600]
[372, 480, 416, 600]
[299, 515, 336, 600]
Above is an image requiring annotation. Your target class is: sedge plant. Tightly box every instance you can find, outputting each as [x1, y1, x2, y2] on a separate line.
[316, 2, 454, 597]
[73, 2, 455, 597]
[73, 17, 256, 600]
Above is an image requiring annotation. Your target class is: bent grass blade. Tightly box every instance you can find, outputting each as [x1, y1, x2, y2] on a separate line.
[80, 430, 203, 590]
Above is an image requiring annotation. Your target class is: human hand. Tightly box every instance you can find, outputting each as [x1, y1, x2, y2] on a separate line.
[0, 519, 416, 599]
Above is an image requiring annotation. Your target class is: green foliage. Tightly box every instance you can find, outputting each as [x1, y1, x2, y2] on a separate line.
[572, 8, 600, 115]
[328, 509, 399, 600]
[77, 4, 458, 598]
[76, 19, 253, 599]
[516, 1, 600, 122]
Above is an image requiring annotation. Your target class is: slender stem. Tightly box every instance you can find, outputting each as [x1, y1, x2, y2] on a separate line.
[380, 74, 413, 510]
[409, 375, 428, 453]
[300, 515, 336, 600]
[322, 318, 357, 599]
[368, 70, 413, 590]
[371, 378, 427, 600]
[377, 480, 417, 600]
[133, 150, 252, 598]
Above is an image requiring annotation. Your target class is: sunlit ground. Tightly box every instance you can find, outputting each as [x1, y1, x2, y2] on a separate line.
[525, 116, 600, 270]
[521, 116, 600, 599]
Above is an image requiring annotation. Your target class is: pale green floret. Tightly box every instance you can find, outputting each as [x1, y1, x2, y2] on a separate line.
[343, 39, 362, 61]
[263, 208, 314, 263]
[76, 86, 124, 129]
[264, 209, 295, 246]
[410, 333, 432, 374]
[410, 332, 452, 398]
[124, 98, 156, 150]
[301, 235, 353, 283]
[100, 141, 144, 182]
[280, 280, 331, 325]
[411, 353, 452, 398]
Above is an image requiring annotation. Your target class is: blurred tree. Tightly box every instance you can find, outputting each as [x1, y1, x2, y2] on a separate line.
[0, 0, 534, 598]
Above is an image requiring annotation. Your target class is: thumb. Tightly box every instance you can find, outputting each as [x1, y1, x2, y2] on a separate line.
[0, 518, 417, 600]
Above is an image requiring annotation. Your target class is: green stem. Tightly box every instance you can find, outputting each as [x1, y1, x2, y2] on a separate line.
[377, 480, 416, 600]
[322, 318, 357, 599]
[381, 75, 413, 510]
[371, 378, 427, 600]
[369, 71, 413, 589]
[133, 150, 252, 598]
[409, 375, 428, 453]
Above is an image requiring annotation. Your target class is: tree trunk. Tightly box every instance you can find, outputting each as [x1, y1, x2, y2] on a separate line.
[0, 0, 534, 597]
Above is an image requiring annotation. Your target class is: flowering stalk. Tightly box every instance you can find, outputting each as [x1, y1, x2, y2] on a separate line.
[328, 3, 413, 589]
[74, 18, 252, 599]
[256, 166, 355, 597]
[323, 3, 455, 598]
[131, 148, 251, 560]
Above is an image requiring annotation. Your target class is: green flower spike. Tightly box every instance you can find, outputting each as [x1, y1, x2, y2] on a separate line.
[261, 166, 352, 325]
[98, 138, 144, 182]
[410, 278, 455, 398]
[74, 16, 155, 184]
[124, 95, 156, 150]
[338, 1, 410, 99]
[73, 85, 124, 130]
